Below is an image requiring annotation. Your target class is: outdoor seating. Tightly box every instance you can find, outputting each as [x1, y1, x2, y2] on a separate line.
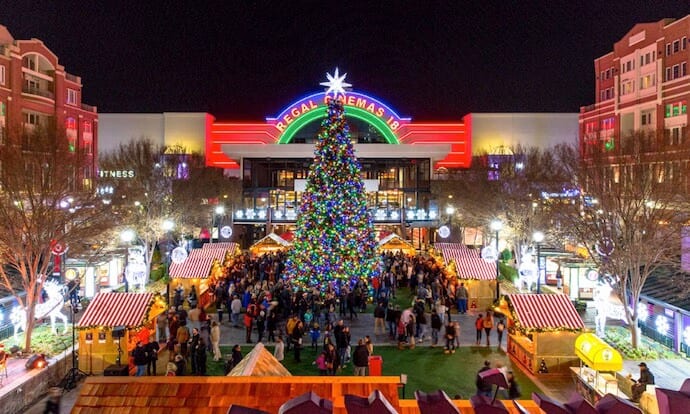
[594, 393, 642, 414]
[278, 391, 333, 414]
[344, 390, 399, 414]
[563, 393, 597, 414]
[655, 378, 690, 414]
[227, 405, 269, 414]
[532, 392, 571, 414]
[414, 389, 460, 414]
[469, 394, 509, 414]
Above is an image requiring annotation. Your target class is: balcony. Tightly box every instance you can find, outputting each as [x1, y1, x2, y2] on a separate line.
[65, 73, 80, 83]
[81, 103, 96, 112]
[22, 85, 54, 100]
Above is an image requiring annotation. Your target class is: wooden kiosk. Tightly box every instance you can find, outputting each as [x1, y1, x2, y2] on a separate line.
[572, 332, 624, 404]
[77, 292, 166, 375]
[377, 233, 415, 255]
[505, 293, 586, 374]
[249, 232, 292, 256]
[434, 243, 497, 311]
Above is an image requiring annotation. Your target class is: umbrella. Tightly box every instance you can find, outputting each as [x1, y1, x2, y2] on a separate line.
[595, 393, 642, 414]
[531, 392, 571, 414]
[479, 368, 509, 403]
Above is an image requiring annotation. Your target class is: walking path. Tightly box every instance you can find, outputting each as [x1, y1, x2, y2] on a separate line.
[15, 304, 690, 413]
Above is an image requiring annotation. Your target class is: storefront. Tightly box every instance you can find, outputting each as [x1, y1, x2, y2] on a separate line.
[77, 292, 166, 375]
[377, 233, 415, 256]
[572, 332, 624, 404]
[249, 232, 292, 256]
[505, 293, 586, 374]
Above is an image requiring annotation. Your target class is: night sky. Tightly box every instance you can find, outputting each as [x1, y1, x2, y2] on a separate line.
[4, 1, 690, 120]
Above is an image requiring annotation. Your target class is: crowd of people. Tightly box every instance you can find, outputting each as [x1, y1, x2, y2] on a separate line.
[146, 249, 510, 378]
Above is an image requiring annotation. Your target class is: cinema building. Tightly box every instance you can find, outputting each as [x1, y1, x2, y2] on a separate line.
[99, 88, 577, 247]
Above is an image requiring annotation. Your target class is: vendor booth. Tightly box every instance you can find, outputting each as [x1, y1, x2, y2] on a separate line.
[572, 332, 624, 405]
[77, 292, 166, 375]
[505, 293, 586, 374]
[249, 232, 292, 256]
[377, 233, 415, 255]
[169, 243, 238, 309]
[434, 243, 497, 311]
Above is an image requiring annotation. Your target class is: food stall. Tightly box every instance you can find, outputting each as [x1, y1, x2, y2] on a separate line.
[505, 293, 586, 374]
[572, 332, 624, 404]
[434, 243, 497, 311]
[77, 292, 166, 375]
[377, 233, 415, 256]
[249, 232, 292, 256]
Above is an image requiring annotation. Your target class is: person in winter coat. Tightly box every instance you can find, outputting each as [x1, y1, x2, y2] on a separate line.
[444, 321, 456, 354]
[315, 351, 328, 376]
[195, 337, 207, 375]
[430, 309, 443, 347]
[352, 338, 370, 376]
[273, 336, 285, 362]
[132, 341, 148, 376]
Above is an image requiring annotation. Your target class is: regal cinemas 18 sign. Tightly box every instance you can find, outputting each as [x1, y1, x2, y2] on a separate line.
[267, 91, 410, 133]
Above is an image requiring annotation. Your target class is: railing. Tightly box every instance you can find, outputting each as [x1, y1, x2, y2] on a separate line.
[65, 73, 79, 83]
[81, 103, 96, 112]
[22, 85, 54, 99]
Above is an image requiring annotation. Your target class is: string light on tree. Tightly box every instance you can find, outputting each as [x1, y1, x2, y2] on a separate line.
[284, 69, 380, 295]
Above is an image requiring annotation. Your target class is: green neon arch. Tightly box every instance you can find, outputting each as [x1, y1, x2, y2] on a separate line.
[277, 106, 400, 144]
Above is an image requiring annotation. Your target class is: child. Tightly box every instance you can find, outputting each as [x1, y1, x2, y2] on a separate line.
[310, 323, 321, 351]
[314, 351, 328, 376]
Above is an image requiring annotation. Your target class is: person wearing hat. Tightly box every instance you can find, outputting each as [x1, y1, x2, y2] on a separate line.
[631, 362, 655, 402]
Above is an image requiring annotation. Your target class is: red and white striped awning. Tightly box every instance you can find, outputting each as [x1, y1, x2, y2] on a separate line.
[455, 258, 497, 280]
[78, 292, 154, 328]
[169, 256, 216, 279]
[188, 248, 226, 261]
[435, 243, 480, 262]
[509, 294, 585, 331]
[202, 242, 238, 255]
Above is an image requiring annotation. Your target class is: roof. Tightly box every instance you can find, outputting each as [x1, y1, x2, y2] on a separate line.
[227, 343, 291, 377]
[641, 268, 690, 312]
[435, 243, 496, 280]
[169, 244, 235, 279]
[78, 292, 160, 328]
[508, 294, 585, 331]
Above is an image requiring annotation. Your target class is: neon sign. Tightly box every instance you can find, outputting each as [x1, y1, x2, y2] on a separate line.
[267, 91, 410, 135]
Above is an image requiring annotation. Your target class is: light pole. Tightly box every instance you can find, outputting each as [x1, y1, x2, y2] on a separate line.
[490, 220, 503, 300]
[120, 229, 135, 293]
[162, 220, 175, 304]
[533, 231, 544, 294]
[212, 205, 225, 244]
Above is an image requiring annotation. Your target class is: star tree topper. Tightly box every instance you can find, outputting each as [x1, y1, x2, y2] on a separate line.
[320, 67, 352, 97]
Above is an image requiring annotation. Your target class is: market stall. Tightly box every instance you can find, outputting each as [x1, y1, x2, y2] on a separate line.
[169, 243, 237, 308]
[249, 232, 292, 256]
[505, 293, 586, 374]
[434, 243, 497, 311]
[77, 292, 166, 375]
[571, 332, 624, 404]
[377, 233, 415, 255]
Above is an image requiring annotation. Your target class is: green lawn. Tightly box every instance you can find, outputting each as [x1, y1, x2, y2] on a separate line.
[212, 345, 541, 399]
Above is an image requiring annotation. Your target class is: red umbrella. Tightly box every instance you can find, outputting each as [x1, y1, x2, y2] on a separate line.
[478, 368, 509, 403]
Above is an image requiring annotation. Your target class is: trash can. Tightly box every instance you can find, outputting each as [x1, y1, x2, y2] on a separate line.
[368, 355, 383, 376]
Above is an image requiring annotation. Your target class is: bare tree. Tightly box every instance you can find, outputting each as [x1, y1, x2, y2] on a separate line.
[556, 133, 689, 348]
[0, 124, 113, 351]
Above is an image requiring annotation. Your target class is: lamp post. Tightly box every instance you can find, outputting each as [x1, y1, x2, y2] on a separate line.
[120, 229, 135, 293]
[162, 220, 175, 304]
[533, 231, 545, 294]
[490, 220, 503, 300]
[212, 205, 225, 244]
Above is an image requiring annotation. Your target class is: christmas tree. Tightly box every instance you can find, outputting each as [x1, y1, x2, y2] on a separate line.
[284, 69, 380, 294]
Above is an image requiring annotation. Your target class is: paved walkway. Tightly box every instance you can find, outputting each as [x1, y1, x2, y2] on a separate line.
[16, 304, 690, 413]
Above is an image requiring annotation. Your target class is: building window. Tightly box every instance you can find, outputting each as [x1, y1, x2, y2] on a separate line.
[669, 127, 682, 146]
[683, 37, 687, 50]
[641, 111, 653, 126]
[665, 100, 687, 118]
[682, 62, 687, 77]
[621, 80, 634, 95]
[640, 55, 644, 67]
[66, 89, 77, 105]
[605, 68, 611, 79]
[666, 43, 672, 56]
[673, 40, 680, 53]
[673, 64, 680, 79]
[640, 74, 655, 89]
[23, 112, 41, 126]
[602, 117, 615, 130]
[83, 121, 92, 133]
[0, 65, 5, 85]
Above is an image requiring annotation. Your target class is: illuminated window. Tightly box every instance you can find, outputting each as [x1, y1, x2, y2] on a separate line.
[0, 65, 5, 85]
[665, 101, 687, 117]
[66, 89, 77, 105]
[83, 121, 92, 133]
[65, 117, 76, 130]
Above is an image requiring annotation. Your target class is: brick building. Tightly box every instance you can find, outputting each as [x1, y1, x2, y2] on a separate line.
[0, 24, 98, 187]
